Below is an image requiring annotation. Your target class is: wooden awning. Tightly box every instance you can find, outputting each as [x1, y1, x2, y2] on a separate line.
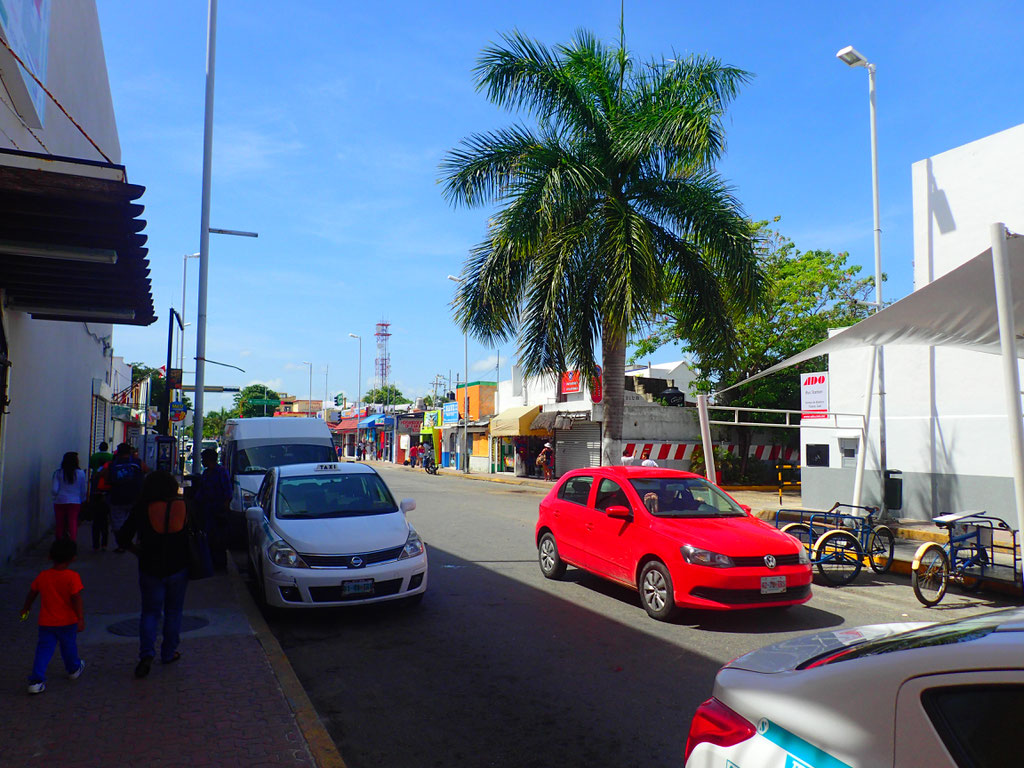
[0, 148, 154, 325]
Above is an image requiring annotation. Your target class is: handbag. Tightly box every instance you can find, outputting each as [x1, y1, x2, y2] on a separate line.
[167, 501, 213, 580]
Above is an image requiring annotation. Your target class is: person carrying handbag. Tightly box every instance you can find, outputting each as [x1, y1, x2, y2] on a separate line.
[116, 471, 192, 679]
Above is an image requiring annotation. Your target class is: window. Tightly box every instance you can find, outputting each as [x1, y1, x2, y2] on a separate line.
[233, 443, 336, 475]
[629, 477, 745, 518]
[922, 685, 1022, 767]
[594, 479, 630, 511]
[275, 473, 397, 519]
[558, 476, 593, 505]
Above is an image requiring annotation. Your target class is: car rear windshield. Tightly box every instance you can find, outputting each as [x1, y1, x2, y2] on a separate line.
[799, 611, 1013, 669]
[234, 444, 336, 475]
[276, 473, 397, 519]
[629, 477, 746, 518]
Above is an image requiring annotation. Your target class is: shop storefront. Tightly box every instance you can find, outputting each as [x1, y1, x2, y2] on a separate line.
[396, 414, 423, 465]
[332, 415, 361, 457]
[489, 405, 551, 477]
[530, 409, 601, 478]
[358, 413, 394, 461]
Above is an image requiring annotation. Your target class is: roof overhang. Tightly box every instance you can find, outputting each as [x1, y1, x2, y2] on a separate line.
[0, 148, 155, 326]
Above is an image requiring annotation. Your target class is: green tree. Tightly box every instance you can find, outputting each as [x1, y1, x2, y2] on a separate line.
[636, 222, 875, 470]
[201, 407, 235, 439]
[234, 384, 281, 418]
[441, 29, 764, 463]
[362, 384, 411, 405]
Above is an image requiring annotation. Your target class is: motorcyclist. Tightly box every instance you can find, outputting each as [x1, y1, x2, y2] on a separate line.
[422, 443, 435, 472]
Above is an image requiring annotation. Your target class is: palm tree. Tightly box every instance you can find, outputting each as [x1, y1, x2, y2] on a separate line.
[441, 29, 765, 464]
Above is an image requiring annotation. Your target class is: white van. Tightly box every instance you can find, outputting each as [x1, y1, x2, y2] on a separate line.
[221, 417, 336, 526]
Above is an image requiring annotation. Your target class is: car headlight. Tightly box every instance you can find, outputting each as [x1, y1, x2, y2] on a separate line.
[398, 528, 425, 560]
[798, 546, 811, 565]
[268, 540, 308, 568]
[681, 544, 735, 568]
[239, 489, 257, 507]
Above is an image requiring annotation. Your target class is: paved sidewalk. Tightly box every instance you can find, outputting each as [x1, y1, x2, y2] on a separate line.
[0, 526, 345, 768]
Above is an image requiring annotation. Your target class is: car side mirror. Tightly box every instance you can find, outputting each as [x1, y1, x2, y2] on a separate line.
[399, 498, 416, 513]
[739, 504, 752, 514]
[245, 506, 264, 522]
[605, 505, 632, 519]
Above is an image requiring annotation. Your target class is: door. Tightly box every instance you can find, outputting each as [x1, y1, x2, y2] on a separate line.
[586, 478, 636, 583]
[549, 474, 594, 565]
[894, 670, 1024, 766]
[554, 422, 601, 478]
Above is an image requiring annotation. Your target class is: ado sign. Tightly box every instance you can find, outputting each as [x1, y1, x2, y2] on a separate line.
[800, 372, 828, 418]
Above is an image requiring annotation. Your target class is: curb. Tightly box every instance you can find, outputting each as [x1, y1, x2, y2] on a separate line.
[227, 557, 347, 768]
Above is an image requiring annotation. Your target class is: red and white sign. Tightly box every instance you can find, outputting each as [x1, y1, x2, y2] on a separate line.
[622, 443, 798, 463]
[800, 372, 829, 419]
[590, 365, 603, 404]
[561, 371, 582, 394]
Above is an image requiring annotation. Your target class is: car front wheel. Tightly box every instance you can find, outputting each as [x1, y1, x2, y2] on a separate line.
[639, 561, 677, 621]
[538, 532, 566, 579]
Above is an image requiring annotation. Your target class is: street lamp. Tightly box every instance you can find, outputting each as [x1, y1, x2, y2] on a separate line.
[302, 361, 313, 417]
[837, 44, 887, 514]
[348, 333, 361, 413]
[448, 275, 469, 474]
[179, 252, 199, 375]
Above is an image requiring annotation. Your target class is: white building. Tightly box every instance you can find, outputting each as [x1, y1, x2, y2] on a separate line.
[0, 2, 155, 564]
[802, 122, 1024, 524]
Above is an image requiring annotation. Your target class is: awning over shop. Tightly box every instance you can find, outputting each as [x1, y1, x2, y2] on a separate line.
[330, 416, 360, 433]
[359, 413, 394, 429]
[531, 409, 592, 431]
[0, 148, 155, 325]
[490, 404, 545, 437]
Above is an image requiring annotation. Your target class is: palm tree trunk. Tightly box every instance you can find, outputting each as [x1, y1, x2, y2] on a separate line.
[601, 324, 626, 466]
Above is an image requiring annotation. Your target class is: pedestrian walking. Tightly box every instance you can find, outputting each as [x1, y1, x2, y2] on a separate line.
[102, 443, 145, 552]
[194, 448, 231, 570]
[116, 471, 192, 679]
[88, 442, 113, 550]
[20, 538, 86, 694]
[51, 452, 87, 541]
[538, 442, 554, 481]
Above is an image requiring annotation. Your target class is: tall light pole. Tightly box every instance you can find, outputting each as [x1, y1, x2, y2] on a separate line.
[179, 252, 199, 375]
[837, 45, 887, 514]
[448, 275, 469, 473]
[348, 333, 361, 413]
[302, 361, 313, 417]
[324, 364, 329, 415]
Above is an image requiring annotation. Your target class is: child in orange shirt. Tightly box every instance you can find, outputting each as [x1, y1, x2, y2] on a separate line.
[20, 539, 85, 694]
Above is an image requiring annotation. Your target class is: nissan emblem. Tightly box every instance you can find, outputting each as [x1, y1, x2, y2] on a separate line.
[350, 556, 364, 568]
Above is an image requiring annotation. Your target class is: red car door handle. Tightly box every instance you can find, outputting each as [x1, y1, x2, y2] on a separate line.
[585, 523, 593, 531]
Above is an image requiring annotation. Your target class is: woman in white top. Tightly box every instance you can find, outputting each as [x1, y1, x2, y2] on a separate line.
[52, 452, 88, 541]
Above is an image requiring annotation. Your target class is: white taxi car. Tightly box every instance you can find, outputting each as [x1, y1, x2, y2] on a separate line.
[245, 462, 427, 608]
[684, 607, 1024, 767]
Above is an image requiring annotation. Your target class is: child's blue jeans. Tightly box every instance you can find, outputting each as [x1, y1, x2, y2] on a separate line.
[29, 624, 81, 683]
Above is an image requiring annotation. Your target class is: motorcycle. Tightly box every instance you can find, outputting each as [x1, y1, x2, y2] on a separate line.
[423, 455, 439, 475]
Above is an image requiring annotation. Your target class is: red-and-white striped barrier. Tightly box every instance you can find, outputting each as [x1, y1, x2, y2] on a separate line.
[622, 443, 798, 462]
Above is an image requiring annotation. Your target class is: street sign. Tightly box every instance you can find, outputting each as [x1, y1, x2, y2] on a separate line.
[250, 398, 281, 406]
[591, 365, 603, 404]
[800, 372, 828, 418]
[167, 367, 182, 390]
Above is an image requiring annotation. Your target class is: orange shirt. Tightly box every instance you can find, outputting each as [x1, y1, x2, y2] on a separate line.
[31, 568, 83, 627]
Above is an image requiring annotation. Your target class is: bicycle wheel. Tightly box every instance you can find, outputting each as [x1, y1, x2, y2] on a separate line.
[812, 529, 863, 586]
[781, 522, 812, 550]
[867, 525, 895, 574]
[912, 543, 949, 606]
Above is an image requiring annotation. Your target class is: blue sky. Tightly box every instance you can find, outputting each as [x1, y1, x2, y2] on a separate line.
[96, 0, 1024, 414]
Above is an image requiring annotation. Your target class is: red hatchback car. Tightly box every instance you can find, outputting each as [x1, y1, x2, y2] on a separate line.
[535, 466, 812, 620]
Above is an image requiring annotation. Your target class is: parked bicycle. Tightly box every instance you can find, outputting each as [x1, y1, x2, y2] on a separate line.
[911, 510, 1022, 606]
[775, 503, 895, 586]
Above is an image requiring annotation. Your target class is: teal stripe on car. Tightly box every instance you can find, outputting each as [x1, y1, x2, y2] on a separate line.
[758, 719, 853, 768]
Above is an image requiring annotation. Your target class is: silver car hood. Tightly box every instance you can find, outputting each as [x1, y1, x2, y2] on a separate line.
[272, 511, 410, 556]
[724, 622, 930, 673]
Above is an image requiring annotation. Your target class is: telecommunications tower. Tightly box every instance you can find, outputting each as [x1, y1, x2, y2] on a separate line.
[374, 320, 391, 397]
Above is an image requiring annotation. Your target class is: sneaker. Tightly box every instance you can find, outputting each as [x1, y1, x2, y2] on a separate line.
[69, 660, 86, 680]
[134, 657, 152, 679]
[27, 681, 45, 694]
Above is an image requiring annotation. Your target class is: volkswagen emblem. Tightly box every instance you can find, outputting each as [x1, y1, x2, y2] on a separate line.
[764, 554, 777, 569]
[350, 556, 364, 568]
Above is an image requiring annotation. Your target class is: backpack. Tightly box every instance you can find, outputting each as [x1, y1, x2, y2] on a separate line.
[107, 459, 143, 505]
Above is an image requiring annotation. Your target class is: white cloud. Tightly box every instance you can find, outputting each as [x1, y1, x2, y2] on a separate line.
[472, 354, 499, 373]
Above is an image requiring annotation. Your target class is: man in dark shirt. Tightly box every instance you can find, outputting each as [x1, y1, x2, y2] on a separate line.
[194, 449, 231, 570]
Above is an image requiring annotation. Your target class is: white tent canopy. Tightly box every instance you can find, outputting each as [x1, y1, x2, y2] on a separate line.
[719, 233, 1024, 394]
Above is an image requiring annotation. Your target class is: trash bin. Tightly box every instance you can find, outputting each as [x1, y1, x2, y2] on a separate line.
[885, 469, 903, 511]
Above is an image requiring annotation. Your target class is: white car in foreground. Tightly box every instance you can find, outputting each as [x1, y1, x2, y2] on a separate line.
[685, 607, 1024, 767]
[246, 462, 427, 608]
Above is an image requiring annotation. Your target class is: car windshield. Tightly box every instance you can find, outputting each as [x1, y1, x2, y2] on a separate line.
[799, 609, 1019, 668]
[629, 477, 747, 518]
[235, 444, 336, 475]
[275, 473, 397, 519]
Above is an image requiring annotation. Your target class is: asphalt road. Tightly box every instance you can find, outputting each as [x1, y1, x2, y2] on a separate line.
[247, 466, 1015, 768]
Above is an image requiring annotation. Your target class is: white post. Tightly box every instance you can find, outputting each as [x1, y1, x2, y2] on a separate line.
[463, 330, 469, 473]
[852, 346, 876, 506]
[868, 62, 888, 515]
[696, 394, 717, 483]
[191, 0, 218, 470]
[990, 223, 1024, 563]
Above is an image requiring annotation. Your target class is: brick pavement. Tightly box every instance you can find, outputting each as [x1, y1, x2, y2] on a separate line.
[0, 525, 331, 768]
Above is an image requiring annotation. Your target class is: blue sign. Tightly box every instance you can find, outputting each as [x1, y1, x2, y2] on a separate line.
[443, 401, 460, 425]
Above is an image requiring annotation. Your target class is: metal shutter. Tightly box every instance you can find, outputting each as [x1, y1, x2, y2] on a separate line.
[554, 421, 602, 477]
[91, 396, 108, 452]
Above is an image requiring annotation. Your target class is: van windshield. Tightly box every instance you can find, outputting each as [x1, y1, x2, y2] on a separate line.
[234, 444, 336, 475]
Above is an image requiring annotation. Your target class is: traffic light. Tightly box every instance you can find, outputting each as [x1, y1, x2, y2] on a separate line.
[334, 393, 346, 407]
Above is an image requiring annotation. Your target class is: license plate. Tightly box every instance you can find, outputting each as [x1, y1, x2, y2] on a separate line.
[760, 576, 786, 595]
[342, 579, 374, 596]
